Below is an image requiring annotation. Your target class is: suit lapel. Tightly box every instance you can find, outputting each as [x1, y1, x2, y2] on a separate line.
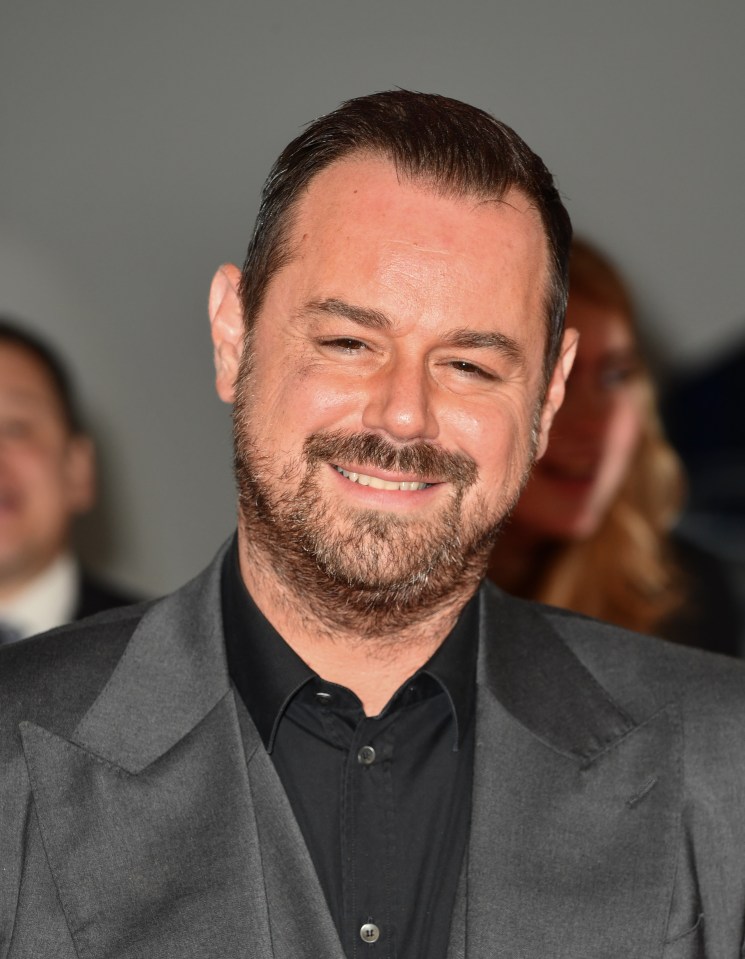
[72, 554, 231, 772]
[20, 546, 277, 959]
[463, 587, 682, 959]
[20, 553, 684, 958]
[235, 703, 346, 959]
[446, 851, 468, 959]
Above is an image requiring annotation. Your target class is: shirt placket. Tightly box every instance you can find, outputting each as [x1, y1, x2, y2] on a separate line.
[342, 714, 397, 959]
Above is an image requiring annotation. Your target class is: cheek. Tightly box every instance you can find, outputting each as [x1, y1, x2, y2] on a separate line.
[7, 455, 71, 527]
[5, 446, 54, 485]
[447, 399, 536, 491]
[288, 376, 371, 434]
[247, 360, 372, 454]
[441, 405, 491, 449]
[443, 387, 535, 443]
[601, 402, 644, 481]
[300, 379, 369, 421]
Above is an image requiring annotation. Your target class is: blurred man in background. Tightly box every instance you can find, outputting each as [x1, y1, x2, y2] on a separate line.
[0, 319, 137, 643]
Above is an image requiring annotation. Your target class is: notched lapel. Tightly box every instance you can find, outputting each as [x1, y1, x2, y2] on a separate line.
[243, 726, 347, 959]
[73, 555, 231, 773]
[478, 587, 636, 761]
[468, 698, 682, 958]
[468, 587, 684, 958]
[18, 546, 274, 959]
[20, 693, 273, 959]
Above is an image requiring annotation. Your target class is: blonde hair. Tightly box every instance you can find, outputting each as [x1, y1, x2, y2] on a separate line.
[523, 239, 687, 634]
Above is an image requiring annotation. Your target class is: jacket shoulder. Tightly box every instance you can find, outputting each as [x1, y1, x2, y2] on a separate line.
[0, 603, 147, 740]
[479, 580, 745, 718]
[539, 598, 745, 722]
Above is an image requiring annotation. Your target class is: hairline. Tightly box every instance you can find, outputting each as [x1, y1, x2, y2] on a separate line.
[0, 327, 82, 435]
[242, 147, 560, 385]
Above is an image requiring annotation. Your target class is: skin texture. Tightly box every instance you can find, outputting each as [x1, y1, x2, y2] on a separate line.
[0, 343, 94, 600]
[209, 156, 577, 713]
[506, 293, 644, 543]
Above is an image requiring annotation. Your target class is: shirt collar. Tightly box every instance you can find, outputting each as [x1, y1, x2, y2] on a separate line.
[221, 536, 478, 751]
[421, 590, 479, 749]
[0, 552, 79, 638]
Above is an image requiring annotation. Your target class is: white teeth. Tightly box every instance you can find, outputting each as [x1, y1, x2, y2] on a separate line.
[335, 466, 429, 491]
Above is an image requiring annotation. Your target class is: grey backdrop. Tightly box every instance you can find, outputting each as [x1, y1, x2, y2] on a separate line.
[1, 0, 743, 596]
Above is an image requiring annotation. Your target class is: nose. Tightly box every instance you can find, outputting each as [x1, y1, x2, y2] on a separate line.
[361, 354, 439, 443]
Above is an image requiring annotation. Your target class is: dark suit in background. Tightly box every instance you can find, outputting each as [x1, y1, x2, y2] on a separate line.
[75, 571, 139, 620]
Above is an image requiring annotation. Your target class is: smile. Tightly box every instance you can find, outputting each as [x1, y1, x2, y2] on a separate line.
[334, 466, 431, 491]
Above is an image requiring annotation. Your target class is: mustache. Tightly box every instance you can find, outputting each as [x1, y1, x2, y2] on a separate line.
[303, 430, 478, 488]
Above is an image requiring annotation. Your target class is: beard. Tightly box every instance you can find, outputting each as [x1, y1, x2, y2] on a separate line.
[234, 403, 536, 635]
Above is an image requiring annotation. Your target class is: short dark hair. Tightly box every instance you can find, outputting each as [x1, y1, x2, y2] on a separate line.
[239, 90, 572, 375]
[0, 318, 83, 433]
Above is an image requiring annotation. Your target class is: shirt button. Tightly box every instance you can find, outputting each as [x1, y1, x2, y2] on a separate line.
[360, 922, 380, 943]
[315, 691, 333, 705]
[357, 745, 376, 765]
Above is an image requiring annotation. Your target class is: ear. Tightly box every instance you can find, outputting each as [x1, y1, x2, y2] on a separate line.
[208, 263, 245, 403]
[64, 434, 96, 516]
[534, 328, 579, 460]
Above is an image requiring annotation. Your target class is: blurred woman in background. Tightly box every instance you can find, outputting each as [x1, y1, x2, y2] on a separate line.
[488, 238, 741, 653]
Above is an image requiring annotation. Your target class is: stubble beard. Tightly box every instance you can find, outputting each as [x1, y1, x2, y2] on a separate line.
[233, 401, 537, 637]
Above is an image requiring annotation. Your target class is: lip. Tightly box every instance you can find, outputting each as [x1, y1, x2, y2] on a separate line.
[330, 461, 444, 487]
[326, 462, 445, 507]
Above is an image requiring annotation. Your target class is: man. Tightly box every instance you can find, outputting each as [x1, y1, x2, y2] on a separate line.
[0, 320, 137, 643]
[1, 92, 744, 958]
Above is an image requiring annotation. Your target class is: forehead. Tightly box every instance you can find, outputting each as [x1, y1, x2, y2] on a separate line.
[291, 155, 546, 259]
[0, 342, 65, 411]
[277, 156, 550, 334]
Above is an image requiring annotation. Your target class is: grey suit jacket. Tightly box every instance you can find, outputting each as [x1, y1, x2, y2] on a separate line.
[2, 542, 745, 958]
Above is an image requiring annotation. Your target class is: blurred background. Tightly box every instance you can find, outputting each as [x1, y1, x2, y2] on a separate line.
[1, 0, 743, 596]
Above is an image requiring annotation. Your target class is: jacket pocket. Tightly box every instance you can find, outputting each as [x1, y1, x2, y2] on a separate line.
[663, 912, 703, 959]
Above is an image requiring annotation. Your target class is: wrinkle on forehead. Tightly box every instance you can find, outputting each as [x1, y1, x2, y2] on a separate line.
[266, 157, 550, 370]
[384, 239, 454, 257]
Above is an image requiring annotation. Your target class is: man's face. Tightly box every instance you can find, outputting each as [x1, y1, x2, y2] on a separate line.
[0, 343, 92, 596]
[211, 156, 574, 626]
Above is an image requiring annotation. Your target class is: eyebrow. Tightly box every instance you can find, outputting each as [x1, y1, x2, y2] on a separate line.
[441, 328, 524, 365]
[304, 298, 392, 330]
[303, 298, 525, 365]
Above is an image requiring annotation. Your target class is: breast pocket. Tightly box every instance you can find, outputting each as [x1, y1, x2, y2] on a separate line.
[663, 912, 704, 959]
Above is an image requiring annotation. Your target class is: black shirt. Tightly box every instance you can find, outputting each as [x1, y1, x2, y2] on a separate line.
[222, 541, 477, 959]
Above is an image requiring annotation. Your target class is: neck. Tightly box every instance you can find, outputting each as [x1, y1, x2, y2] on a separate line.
[237, 527, 477, 715]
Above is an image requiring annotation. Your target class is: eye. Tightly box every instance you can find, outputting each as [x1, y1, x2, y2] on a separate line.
[318, 337, 368, 353]
[448, 360, 497, 381]
[0, 419, 33, 440]
[599, 363, 640, 389]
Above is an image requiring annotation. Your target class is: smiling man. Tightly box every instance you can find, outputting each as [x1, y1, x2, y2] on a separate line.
[3, 92, 745, 959]
[212, 153, 568, 716]
[0, 320, 138, 642]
